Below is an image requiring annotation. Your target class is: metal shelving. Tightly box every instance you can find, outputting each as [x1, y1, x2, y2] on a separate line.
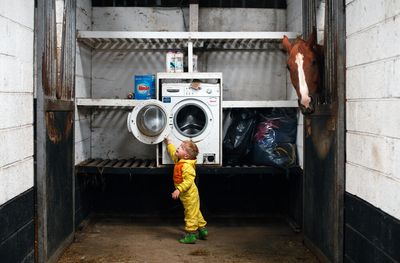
[76, 98, 298, 108]
[222, 100, 298, 108]
[76, 31, 300, 108]
[76, 98, 140, 107]
[77, 31, 299, 50]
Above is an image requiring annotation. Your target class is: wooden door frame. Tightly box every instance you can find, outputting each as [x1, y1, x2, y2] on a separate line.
[302, 0, 346, 262]
[35, 0, 76, 262]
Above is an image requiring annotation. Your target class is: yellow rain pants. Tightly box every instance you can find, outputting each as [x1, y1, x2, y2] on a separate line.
[167, 143, 207, 232]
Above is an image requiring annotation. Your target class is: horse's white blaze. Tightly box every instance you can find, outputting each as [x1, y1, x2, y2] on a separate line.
[295, 53, 311, 108]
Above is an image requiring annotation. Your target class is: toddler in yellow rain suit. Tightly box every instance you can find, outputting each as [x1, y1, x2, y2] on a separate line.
[164, 137, 208, 244]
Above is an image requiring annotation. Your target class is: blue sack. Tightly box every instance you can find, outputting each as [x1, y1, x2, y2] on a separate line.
[250, 109, 298, 168]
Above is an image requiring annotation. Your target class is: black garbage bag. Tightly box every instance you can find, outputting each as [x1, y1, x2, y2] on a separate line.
[250, 108, 298, 168]
[223, 109, 257, 165]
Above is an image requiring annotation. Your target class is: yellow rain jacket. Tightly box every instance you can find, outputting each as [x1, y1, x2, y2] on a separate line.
[167, 143, 207, 232]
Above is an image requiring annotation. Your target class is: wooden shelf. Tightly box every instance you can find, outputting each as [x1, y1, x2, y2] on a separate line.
[77, 31, 299, 50]
[76, 158, 287, 176]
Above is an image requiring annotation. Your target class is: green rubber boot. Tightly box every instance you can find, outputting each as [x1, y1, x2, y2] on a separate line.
[179, 233, 197, 244]
[198, 228, 209, 240]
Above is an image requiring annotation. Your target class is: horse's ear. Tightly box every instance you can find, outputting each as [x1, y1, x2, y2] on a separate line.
[282, 35, 292, 53]
[307, 27, 317, 47]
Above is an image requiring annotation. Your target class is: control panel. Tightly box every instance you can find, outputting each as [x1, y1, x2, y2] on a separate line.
[162, 83, 220, 97]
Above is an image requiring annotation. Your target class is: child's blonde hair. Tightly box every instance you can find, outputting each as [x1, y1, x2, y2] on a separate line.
[182, 140, 199, 160]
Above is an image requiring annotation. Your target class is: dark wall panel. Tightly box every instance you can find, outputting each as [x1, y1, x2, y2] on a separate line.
[75, 175, 96, 228]
[345, 193, 400, 262]
[21, 250, 35, 263]
[0, 189, 34, 263]
[303, 117, 336, 261]
[200, 173, 289, 216]
[287, 168, 302, 228]
[77, 171, 292, 221]
[45, 111, 74, 258]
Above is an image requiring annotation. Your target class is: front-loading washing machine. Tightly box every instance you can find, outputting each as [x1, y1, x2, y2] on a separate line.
[127, 80, 221, 166]
[160, 82, 221, 165]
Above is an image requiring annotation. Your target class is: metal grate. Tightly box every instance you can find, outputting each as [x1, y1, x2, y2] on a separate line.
[80, 158, 157, 169]
[76, 158, 286, 175]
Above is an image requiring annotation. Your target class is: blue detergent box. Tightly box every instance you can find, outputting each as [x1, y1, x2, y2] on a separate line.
[134, 75, 156, 100]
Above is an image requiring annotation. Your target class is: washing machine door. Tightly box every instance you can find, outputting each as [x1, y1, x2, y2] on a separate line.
[127, 99, 170, 144]
[171, 99, 214, 142]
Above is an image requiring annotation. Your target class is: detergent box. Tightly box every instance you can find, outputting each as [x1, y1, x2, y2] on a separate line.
[134, 75, 155, 100]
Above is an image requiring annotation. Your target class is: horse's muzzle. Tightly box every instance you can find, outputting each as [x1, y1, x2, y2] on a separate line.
[298, 96, 315, 115]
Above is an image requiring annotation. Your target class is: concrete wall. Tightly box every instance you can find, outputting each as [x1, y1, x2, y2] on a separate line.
[0, 1, 34, 205]
[91, 7, 187, 159]
[89, 7, 290, 159]
[200, 8, 287, 102]
[316, 1, 325, 46]
[75, 0, 92, 164]
[345, 0, 400, 219]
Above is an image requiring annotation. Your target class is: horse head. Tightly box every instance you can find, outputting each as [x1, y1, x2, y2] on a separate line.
[282, 28, 323, 115]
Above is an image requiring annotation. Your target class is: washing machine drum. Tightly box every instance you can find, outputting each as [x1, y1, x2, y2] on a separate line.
[137, 105, 166, 136]
[174, 104, 207, 137]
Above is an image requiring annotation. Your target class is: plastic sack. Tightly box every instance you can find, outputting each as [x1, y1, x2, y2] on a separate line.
[250, 109, 298, 168]
[223, 109, 257, 165]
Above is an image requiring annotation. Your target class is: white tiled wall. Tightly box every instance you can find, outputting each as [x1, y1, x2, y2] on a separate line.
[0, 1, 34, 205]
[346, 0, 400, 219]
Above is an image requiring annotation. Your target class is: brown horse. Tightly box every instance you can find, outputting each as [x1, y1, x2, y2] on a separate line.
[282, 28, 323, 115]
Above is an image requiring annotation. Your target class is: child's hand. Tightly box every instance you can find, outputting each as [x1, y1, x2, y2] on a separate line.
[164, 137, 172, 145]
[171, 189, 180, 200]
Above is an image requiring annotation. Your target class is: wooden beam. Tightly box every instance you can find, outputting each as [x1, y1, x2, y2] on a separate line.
[189, 4, 199, 32]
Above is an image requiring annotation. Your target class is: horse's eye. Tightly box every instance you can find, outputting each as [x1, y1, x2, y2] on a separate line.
[286, 64, 290, 70]
[312, 59, 317, 65]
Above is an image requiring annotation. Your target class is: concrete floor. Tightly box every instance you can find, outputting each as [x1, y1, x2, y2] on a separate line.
[58, 216, 318, 263]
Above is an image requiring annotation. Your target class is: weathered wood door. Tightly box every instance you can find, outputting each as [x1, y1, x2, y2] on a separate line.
[302, 1, 345, 262]
[35, 0, 76, 261]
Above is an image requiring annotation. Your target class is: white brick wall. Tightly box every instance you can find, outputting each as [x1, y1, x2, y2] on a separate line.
[0, 126, 34, 168]
[346, 0, 400, 219]
[0, 1, 34, 205]
[0, 158, 34, 205]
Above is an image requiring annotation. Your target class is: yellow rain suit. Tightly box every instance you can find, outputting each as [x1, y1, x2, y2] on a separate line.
[167, 143, 207, 232]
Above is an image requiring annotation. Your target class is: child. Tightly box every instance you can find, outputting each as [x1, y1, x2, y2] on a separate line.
[164, 137, 208, 244]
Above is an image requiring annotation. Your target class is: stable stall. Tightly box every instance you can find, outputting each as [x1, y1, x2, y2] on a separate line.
[33, 0, 349, 262]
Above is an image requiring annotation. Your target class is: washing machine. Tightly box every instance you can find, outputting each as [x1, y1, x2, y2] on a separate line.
[160, 82, 221, 165]
[127, 81, 222, 166]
